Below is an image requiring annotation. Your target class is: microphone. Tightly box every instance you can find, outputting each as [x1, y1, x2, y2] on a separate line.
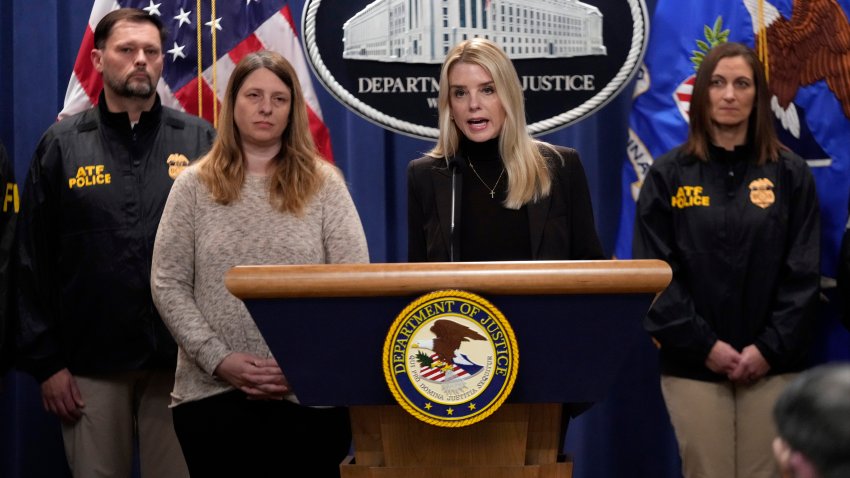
[447, 157, 460, 262]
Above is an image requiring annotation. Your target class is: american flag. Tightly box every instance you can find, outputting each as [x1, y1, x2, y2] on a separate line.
[59, 0, 333, 161]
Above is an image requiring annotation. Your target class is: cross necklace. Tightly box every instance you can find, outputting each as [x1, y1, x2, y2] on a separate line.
[467, 158, 505, 199]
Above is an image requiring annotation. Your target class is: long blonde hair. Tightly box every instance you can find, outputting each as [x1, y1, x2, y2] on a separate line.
[428, 38, 553, 209]
[196, 50, 324, 215]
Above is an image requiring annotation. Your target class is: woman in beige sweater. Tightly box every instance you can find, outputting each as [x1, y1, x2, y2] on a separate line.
[151, 51, 368, 478]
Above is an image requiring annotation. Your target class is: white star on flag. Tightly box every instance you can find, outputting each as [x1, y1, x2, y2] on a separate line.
[167, 41, 186, 61]
[143, 1, 162, 16]
[205, 17, 222, 31]
[173, 8, 191, 28]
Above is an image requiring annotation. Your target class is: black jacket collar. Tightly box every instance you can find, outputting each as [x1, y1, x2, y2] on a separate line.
[97, 91, 163, 138]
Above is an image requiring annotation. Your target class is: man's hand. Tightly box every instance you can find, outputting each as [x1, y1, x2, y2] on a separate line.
[41, 368, 84, 423]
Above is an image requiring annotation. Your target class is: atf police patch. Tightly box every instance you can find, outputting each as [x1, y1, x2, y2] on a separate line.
[383, 290, 518, 427]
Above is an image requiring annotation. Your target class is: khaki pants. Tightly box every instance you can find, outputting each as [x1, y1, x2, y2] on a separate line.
[661, 374, 796, 478]
[60, 369, 188, 478]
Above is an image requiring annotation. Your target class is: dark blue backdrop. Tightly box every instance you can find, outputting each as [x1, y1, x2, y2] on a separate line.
[1, 1, 847, 478]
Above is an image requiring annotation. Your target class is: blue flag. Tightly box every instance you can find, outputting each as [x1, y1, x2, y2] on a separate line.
[616, 0, 850, 280]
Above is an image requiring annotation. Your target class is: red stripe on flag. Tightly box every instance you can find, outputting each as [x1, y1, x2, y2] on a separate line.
[173, 78, 220, 124]
[308, 106, 334, 163]
[75, 28, 103, 105]
[277, 6, 333, 161]
[228, 34, 265, 66]
[280, 5, 297, 35]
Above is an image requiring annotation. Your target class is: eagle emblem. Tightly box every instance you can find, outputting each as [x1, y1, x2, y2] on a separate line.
[746, 0, 850, 124]
[414, 319, 487, 382]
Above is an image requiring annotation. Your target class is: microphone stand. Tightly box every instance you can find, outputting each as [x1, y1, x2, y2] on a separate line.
[448, 157, 460, 262]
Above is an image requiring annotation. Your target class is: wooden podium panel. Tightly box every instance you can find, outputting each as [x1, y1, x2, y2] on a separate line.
[225, 260, 671, 478]
[343, 403, 570, 478]
[340, 458, 572, 478]
[351, 404, 557, 466]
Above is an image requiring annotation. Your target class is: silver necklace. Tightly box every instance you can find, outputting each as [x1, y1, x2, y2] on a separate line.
[467, 158, 505, 199]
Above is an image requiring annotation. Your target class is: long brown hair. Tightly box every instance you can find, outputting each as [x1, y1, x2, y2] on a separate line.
[428, 38, 553, 209]
[684, 42, 782, 165]
[196, 50, 325, 215]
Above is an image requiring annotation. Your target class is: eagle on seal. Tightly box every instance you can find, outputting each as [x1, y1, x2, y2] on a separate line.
[414, 319, 486, 367]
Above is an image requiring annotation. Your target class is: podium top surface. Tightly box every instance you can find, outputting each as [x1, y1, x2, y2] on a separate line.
[225, 259, 671, 299]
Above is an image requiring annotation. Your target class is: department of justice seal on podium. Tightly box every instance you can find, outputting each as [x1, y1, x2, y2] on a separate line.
[383, 290, 519, 427]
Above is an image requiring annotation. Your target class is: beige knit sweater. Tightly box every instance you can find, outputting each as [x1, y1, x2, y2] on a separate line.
[151, 161, 369, 406]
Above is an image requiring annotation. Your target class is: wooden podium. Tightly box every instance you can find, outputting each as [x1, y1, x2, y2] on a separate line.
[225, 260, 671, 478]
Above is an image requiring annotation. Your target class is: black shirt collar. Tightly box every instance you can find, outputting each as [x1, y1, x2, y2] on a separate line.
[460, 136, 500, 163]
[708, 142, 752, 163]
[97, 91, 163, 137]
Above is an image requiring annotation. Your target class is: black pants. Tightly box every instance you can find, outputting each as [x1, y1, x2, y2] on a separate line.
[172, 391, 351, 477]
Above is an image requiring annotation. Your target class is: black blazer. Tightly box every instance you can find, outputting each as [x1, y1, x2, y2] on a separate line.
[406, 145, 604, 262]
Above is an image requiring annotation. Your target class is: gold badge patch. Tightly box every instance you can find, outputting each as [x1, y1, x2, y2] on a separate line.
[167, 154, 190, 179]
[748, 178, 775, 209]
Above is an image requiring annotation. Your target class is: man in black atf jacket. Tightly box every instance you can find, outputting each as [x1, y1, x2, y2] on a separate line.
[0, 141, 17, 380]
[15, 9, 214, 478]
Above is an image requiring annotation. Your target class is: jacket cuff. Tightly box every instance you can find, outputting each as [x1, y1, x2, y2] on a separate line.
[753, 340, 779, 369]
[19, 356, 66, 384]
[197, 337, 231, 377]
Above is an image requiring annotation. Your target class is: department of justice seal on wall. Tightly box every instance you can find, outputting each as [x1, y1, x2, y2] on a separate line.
[383, 290, 519, 427]
[303, 0, 649, 139]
